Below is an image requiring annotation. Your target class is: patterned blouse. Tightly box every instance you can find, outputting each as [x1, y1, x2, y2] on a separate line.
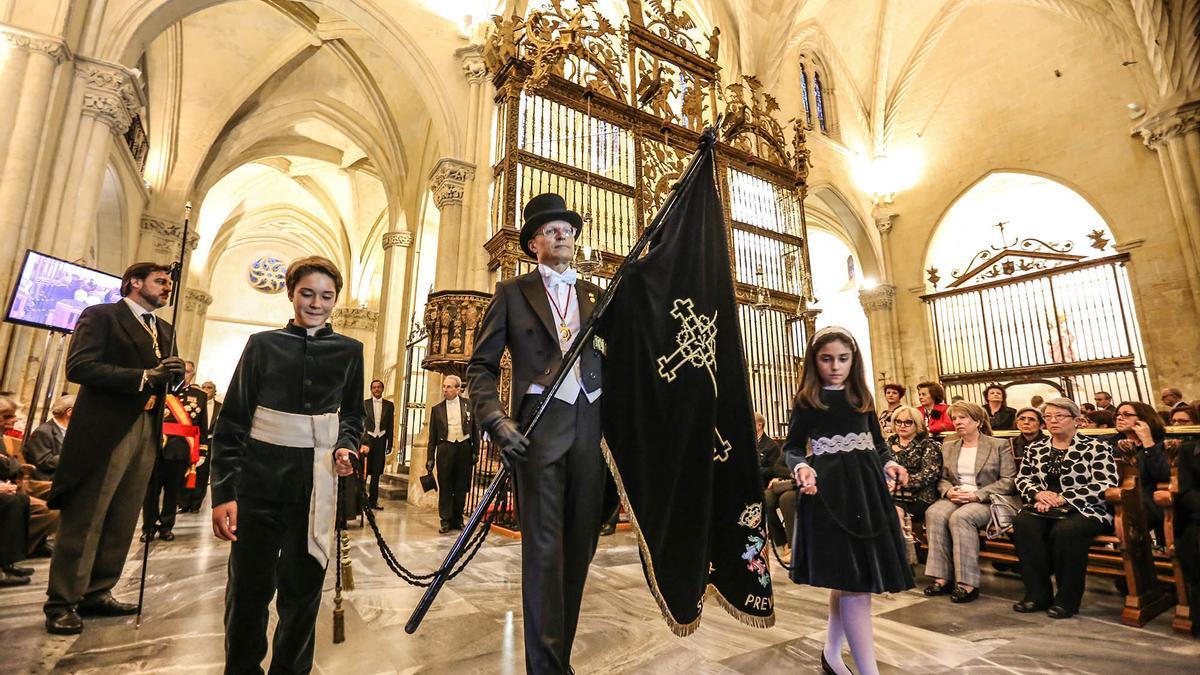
[887, 434, 943, 507]
[1017, 434, 1119, 525]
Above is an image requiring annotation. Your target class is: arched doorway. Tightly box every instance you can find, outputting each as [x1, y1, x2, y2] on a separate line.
[921, 172, 1150, 406]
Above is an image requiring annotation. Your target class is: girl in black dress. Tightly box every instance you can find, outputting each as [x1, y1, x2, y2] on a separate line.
[785, 327, 914, 675]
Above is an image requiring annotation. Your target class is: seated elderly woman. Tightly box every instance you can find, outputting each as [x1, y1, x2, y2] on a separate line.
[923, 401, 1017, 603]
[1012, 397, 1119, 619]
[1177, 439, 1200, 635]
[888, 406, 943, 520]
[886, 406, 942, 562]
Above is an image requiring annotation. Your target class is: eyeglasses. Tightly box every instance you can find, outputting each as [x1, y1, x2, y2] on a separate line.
[537, 224, 577, 239]
[893, 419, 915, 427]
[1116, 412, 1140, 419]
[1043, 414, 1075, 422]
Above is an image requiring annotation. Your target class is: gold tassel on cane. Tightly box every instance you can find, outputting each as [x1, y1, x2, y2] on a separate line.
[340, 531, 355, 591]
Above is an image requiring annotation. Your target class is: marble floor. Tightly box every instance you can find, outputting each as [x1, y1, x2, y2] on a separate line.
[2, 499, 1197, 674]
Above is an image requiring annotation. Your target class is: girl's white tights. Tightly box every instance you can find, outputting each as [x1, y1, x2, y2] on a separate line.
[822, 590, 879, 675]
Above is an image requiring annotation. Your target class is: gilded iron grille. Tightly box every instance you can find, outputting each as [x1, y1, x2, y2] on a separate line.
[924, 255, 1151, 404]
[471, 0, 814, 527]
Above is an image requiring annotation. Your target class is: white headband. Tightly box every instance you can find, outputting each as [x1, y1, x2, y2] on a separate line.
[812, 325, 858, 350]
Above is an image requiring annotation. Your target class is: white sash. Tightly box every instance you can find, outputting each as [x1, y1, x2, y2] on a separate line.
[249, 406, 339, 567]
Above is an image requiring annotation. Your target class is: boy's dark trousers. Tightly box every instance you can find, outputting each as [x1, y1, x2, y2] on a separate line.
[224, 497, 325, 674]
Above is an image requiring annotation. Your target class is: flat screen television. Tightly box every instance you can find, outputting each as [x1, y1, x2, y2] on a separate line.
[4, 250, 122, 333]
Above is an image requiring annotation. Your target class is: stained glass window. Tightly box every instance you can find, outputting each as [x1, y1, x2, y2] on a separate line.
[813, 72, 827, 133]
[799, 64, 812, 128]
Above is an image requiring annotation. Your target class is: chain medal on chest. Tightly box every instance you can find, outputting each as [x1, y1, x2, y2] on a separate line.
[544, 282, 574, 347]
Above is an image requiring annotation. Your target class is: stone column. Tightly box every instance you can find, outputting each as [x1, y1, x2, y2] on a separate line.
[456, 45, 495, 290]
[331, 307, 380, 383]
[373, 230, 412, 382]
[429, 158, 476, 291]
[859, 284, 900, 403]
[871, 211, 906, 385]
[178, 288, 213, 362]
[1135, 101, 1200, 318]
[62, 57, 146, 261]
[0, 28, 69, 307]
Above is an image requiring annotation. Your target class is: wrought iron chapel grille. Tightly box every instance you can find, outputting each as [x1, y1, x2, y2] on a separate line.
[471, 0, 815, 527]
[923, 254, 1151, 404]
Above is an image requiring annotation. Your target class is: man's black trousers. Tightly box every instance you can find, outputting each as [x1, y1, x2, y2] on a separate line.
[436, 439, 473, 527]
[514, 395, 605, 675]
[223, 498, 324, 675]
[143, 454, 187, 533]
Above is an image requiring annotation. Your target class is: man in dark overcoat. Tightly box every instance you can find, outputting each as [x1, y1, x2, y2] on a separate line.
[43, 262, 185, 634]
[467, 193, 607, 674]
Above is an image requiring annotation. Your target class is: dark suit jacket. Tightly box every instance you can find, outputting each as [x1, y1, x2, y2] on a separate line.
[361, 397, 395, 450]
[756, 434, 788, 486]
[467, 270, 603, 432]
[23, 419, 64, 481]
[49, 301, 176, 508]
[427, 397, 478, 465]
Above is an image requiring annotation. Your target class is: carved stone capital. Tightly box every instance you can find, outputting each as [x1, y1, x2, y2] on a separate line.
[874, 212, 897, 235]
[331, 307, 379, 331]
[1134, 99, 1200, 149]
[383, 231, 414, 249]
[457, 45, 488, 84]
[858, 284, 897, 312]
[429, 158, 476, 210]
[141, 216, 199, 255]
[76, 57, 145, 135]
[182, 289, 214, 313]
[1, 27, 70, 62]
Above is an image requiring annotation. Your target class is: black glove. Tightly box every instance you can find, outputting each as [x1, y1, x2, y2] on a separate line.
[425, 460, 435, 473]
[491, 416, 530, 466]
[146, 356, 186, 387]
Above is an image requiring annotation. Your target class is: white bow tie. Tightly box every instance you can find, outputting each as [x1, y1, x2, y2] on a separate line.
[542, 267, 577, 287]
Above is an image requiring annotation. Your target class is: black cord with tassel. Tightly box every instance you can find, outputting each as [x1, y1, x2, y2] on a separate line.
[333, 469, 346, 644]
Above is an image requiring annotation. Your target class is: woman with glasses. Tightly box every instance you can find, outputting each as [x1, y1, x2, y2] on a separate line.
[1012, 398, 1118, 619]
[885, 406, 942, 564]
[1011, 407, 1046, 464]
[1110, 401, 1171, 533]
[923, 401, 1017, 603]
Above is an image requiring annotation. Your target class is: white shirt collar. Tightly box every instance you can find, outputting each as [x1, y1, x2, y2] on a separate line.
[123, 296, 154, 320]
[538, 263, 577, 286]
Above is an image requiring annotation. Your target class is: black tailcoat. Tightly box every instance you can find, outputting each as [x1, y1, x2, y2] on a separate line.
[361, 397, 395, 476]
[467, 270, 603, 435]
[466, 268, 608, 674]
[49, 301, 174, 509]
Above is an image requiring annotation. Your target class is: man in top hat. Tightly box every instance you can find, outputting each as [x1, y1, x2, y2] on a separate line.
[468, 193, 606, 674]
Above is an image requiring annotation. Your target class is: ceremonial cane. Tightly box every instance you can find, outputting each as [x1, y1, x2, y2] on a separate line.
[135, 202, 192, 629]
[404, 129, 718, 634]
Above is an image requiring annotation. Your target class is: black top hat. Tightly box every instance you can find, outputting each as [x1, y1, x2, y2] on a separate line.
[520, 193, 583, 260]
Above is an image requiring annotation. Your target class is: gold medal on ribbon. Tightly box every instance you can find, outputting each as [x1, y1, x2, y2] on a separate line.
[560, 324, 572, 342]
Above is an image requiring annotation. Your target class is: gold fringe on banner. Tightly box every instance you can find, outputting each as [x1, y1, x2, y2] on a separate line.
[600, 439, 776, 636]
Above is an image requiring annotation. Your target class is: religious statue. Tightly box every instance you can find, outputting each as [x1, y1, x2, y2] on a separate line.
[707, 27, 720, 61]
